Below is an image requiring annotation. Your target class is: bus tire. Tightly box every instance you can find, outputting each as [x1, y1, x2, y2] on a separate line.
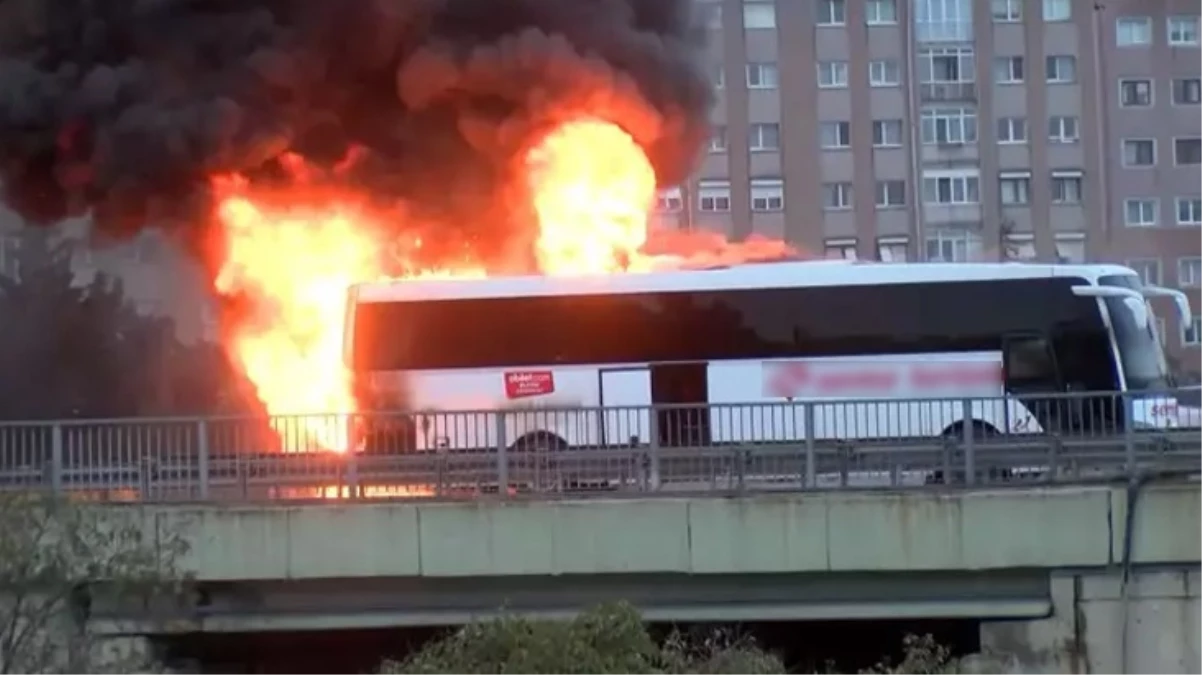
[510, 431, 569, 453]
[927, 421, 1002, 484]
[941, 420, 1000, 440]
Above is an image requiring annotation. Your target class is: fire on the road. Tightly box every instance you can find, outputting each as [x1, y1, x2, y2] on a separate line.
[211, 117, 794, 453]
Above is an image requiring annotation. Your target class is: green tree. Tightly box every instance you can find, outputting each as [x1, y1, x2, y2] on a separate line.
[0, 492, 190, 673]
[0, 227, 239, 419]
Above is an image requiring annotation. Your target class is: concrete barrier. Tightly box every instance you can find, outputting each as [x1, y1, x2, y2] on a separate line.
[143, 482, 1199, 582]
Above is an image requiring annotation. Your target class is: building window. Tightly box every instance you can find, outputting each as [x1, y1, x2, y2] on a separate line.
[918, 46, 976, 85]
[824, 238, 858, 260]
[1116, 17, 1153, 46]
[869, 59, 901, 87]
[819, 121, 852, 149]
[743, 2, 777, 29]
[1173, 78, 1202, 105]
[922, 171, 980, 205]
[1048, 116, 1079, 143]
[749, 123, 781, 151]
[700, 1, 723, 29]
[822, 182, 854, 210]
[997, 116, 1028, 144]
[920, 106, 978, 145]
[750, 178, 784, 212]
[656, 187, 683, 213]
[926, 228, 982, 262]
[875, 180, 906, 208]
[713, 66, 725, 89]
[866, 0, 897, 25]
[994, 56, 1024, 84]
[1053, 233, 1086, 264]
[1123, 198, 1159, 227]
[1178, 198, 1202, 226]
[872, 119, 903, 147]
[709, 125, 727, 153]
[1168, 16, 1200, 46]
[1050, 171, 1083, 204]
[746, 62, 779, 89]
[1046, 55, 1077, 83]
[1042, 0, 1071, 22]
[817, 0, 846, 26]
[877, 238, 909, 262]
[1121, 139, 1156, 167]
[1178, 257, 1202, 287]
[1174, 137, 1202, 165]
[1119, 79, 1154, 107]
[817, 61, 850, 88]
[991, 0, 1021, 22]
[698, 180, 731, 212]
[1126, 259, 1162, 286]
[1183, 318, 1202, 346]
[1003, 234, 1037, 261]
[914, 0, 973, 42]
[999, 172, 1031, 205]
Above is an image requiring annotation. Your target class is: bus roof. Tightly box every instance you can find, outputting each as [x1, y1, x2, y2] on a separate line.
[351, 260, 1137, 303]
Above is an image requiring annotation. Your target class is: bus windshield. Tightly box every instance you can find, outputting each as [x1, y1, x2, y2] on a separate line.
[1099, 274, 1171, 391]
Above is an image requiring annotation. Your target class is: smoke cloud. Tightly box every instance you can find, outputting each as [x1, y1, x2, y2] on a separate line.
[0, 0, 713, 264]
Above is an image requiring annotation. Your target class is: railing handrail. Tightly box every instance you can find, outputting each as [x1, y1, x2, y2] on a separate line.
[0, 392, 1197, 504]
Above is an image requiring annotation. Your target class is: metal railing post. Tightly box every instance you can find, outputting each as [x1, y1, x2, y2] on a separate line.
[647, 408, 661, 490]
[804, 403, 816, 489]
[345, 447, 360, 500]
[962, 398, 975, 486]
[196, 420, 210, 500]
[49, 423, 63, 494]
[495, 412, 509, 496]
[1122, 393, 1136, 475]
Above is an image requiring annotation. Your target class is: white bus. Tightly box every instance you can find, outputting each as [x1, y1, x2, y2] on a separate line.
[343, 261, 1197, 453]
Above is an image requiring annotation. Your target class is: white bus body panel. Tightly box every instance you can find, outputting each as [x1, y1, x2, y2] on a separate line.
[373, 351, 1042, 451]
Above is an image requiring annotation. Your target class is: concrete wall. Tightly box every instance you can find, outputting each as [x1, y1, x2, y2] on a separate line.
[111, 483, 1200, 674]
[975, 568, 1201, 675]
[140, 482, 1200, 582]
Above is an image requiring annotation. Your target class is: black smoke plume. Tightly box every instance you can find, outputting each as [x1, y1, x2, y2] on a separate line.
[0, 0, 712, 267]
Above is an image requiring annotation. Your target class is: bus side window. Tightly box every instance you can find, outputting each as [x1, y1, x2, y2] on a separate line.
[1004, 334, 1058, 391]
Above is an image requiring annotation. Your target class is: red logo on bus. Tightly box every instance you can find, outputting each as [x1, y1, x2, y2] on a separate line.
[504, 371, 555, 399]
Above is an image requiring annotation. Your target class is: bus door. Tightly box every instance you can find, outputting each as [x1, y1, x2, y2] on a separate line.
[1003, 333, 1116, 435]
[650, 362, 711, 447]
[598, 367, 651, 446]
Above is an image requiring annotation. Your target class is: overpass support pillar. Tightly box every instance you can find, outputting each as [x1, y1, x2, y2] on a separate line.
[969, 573, 1081, 673]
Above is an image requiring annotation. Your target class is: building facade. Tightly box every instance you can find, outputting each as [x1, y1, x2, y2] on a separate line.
[652, 0, 1201, 366]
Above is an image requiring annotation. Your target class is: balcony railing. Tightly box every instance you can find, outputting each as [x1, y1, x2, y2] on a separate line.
[919, 81, 978, 102]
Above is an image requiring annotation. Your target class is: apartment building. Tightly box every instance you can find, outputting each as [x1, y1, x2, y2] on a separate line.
[652, 0, 1201, 365]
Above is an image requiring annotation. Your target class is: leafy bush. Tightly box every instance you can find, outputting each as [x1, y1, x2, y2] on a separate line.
[378, 602, 965, 675]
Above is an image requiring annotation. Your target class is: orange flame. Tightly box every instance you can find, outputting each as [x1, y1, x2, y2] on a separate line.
[212, 117, 796, 454]
[527, 118, 656, 274]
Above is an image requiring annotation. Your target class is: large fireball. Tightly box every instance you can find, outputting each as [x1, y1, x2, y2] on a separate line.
[526, 118, 657, 274]
[212, 118, 660, 452]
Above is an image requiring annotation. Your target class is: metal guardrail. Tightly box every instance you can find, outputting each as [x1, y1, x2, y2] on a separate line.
[0, 392, 1198, 503]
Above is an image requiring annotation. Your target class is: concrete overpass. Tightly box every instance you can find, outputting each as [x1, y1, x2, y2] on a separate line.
[93, 480, 1201, 673]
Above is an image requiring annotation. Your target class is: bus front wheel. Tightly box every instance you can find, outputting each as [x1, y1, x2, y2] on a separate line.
[927, 421, 1005, 484]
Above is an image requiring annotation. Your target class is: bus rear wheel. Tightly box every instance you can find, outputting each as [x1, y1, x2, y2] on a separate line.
[510, 431, 569, 454]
